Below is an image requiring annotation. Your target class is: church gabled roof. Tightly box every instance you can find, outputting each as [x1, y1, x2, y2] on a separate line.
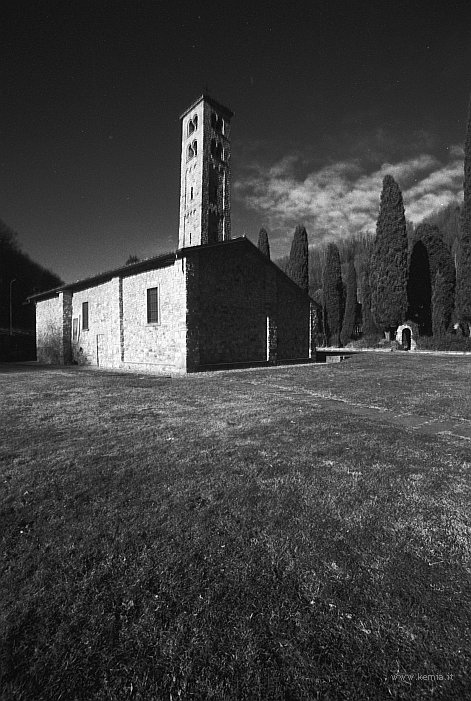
[28, 237, 315, 304]
[180, 236, 316, 303]
[27, 250, 177, 302]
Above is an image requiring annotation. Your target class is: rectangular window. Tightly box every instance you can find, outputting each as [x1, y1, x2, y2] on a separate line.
[147, 287, 159, 324]
[82, 301, 89, 330]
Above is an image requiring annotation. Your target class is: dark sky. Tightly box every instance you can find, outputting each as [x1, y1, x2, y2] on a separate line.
[2, 0, 471, 282]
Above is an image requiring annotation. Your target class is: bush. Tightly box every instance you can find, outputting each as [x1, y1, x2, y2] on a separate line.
[417, 335, 471, 352]
[348, 334, 384, 349]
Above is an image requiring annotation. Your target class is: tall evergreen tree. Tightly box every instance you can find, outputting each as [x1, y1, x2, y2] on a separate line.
[407, 240, 432, 335]
[340, 259, 357, 346]
[257, 227, 270, 258]
[414, 223, 455, 331]
[455, 93, 471, 326]
[287, 225, 309, 293]
[432, 271, 448, 338]
[370, 175, 408, 334]
[360, 261, 377, 336]
[323, 242, 343, 346]
[424, 202, 462, 252]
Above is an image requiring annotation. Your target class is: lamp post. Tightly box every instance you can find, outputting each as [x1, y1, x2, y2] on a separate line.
[9, 279, 16, 336]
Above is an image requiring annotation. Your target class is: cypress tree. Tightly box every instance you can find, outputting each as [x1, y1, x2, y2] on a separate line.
[287, 225, 309, 293]
[455, 93, 471, 325]
[432, 271, 448, 338]
[414, 223, 455, 331]
[323, 242, 343, 346]
[407, 240, 432, 335]
[370, 175, 408, 334]
[257, 227, 270, 258]
[361, 262, 377, 336]
[340, 259, 357, 346]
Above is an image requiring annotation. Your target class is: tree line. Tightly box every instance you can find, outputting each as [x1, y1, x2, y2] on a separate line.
[0, 220, 62, 333]
[264, 92, 471, 348]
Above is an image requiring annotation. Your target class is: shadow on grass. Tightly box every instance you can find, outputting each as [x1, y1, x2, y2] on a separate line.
[1, 358, 471, 699]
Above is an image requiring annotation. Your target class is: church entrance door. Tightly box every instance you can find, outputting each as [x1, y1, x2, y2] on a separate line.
[96, 333, 113, 367]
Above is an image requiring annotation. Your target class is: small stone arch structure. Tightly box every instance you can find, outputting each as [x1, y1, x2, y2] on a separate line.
[396, 322, 418, 351]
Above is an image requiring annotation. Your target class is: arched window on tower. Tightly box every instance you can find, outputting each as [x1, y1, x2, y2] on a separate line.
[211, 113, 224, 133]
[192, 140, 197, 156]
[210, 139, 222, 160]
[188, 115, 198, 136]
[187, 143, 194, 160]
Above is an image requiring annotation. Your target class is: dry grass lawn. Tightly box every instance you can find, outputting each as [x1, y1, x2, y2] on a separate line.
[1, 353, 471, 699]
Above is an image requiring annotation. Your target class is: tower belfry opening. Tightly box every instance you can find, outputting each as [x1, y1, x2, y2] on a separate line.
[178, 95, 233, 249]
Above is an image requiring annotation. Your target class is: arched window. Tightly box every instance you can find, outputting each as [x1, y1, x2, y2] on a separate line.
[187, 114, 198, 136]
[211, 113, 224, 133]
[187, 143, 194, 160]
[192, 140, 197, 156]
[211, 139, 222, 160]
[190, 186, 194, 200]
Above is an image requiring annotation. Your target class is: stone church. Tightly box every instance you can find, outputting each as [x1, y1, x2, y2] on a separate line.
[30, 95, 316, 373]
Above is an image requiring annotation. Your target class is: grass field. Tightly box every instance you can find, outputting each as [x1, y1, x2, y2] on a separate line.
[1, 354, 471, 700]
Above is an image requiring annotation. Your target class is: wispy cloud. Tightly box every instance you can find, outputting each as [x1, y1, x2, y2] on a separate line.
[234, 143, 463, 254]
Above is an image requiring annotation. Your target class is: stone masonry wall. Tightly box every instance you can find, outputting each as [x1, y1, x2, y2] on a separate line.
[186, 245, 267, 366]
[36, 295, 66, 364]
[121, 260, 187, 373]
[62, 291, 73, 364]
[276, 275, 310, 360]
[72, 280, 121, 367]
[179, 100, 205, 248]
[202, 100, 232, 244]
[186, 242, 313, 368]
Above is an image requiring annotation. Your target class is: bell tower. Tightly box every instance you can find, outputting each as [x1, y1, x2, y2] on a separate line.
[178, 95, 233, 249]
